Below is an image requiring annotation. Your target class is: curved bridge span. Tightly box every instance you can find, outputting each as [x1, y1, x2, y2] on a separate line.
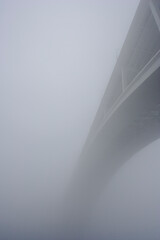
[62, 0, 160, 237]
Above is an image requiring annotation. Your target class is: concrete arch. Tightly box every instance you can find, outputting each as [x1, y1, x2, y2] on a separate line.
[61, 0, 160, 238]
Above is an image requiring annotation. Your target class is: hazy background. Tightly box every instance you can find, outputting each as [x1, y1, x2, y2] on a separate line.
[0, 0, 150, 238]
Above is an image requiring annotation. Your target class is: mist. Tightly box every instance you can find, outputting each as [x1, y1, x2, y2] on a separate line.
[0, 0, 152, 239]
[91, 139, 160, 240]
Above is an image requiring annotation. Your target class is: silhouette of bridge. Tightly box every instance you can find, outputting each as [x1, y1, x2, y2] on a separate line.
[62, 0, 160, 237]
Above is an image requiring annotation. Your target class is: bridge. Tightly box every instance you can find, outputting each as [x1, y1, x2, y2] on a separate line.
[61, 0, 160, 238]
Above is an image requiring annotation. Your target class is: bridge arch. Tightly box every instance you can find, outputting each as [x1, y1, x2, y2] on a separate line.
[62, 0, 160, 237]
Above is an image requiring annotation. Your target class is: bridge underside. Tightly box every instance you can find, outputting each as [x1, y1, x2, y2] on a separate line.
[62, 0, 160, 237]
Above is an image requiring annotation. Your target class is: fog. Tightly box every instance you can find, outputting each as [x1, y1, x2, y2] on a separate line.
[0, 0, 150, 239]
[91, 139, 160, 240]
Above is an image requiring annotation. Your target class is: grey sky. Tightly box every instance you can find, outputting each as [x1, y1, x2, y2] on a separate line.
[0, 0, 140, 237]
